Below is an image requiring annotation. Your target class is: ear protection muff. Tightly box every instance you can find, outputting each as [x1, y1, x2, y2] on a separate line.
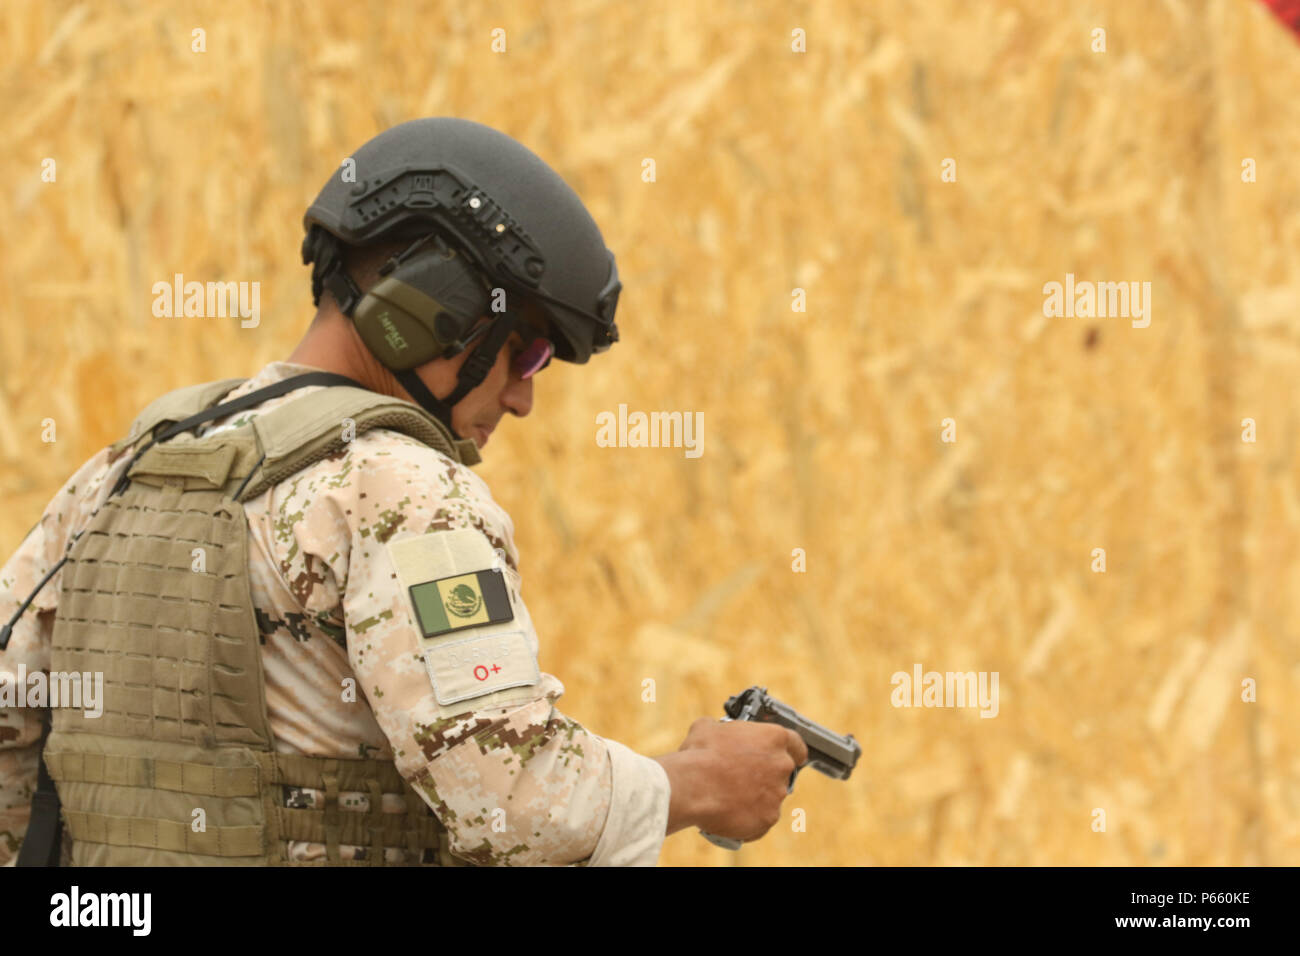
[309, 226, 531, 442]
[344, 232, 494, 370]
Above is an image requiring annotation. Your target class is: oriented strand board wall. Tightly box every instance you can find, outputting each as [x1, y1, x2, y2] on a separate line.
[1, 0, 1297, 865]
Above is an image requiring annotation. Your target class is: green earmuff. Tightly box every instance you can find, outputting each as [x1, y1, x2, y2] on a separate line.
[349, 235, 493, 371]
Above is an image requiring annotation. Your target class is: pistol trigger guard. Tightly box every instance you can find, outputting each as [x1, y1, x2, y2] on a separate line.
[787, 763, 802, 794]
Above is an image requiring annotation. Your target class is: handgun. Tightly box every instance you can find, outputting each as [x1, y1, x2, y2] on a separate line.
[699, 685, 861, 851]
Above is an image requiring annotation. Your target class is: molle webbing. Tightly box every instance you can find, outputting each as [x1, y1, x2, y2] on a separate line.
[45, 750, 261, 797]
[50, 480, 268, 745]
[44, 376, 475, 866]
[43, 733, 460, 866]
[264, 754, 454, 865]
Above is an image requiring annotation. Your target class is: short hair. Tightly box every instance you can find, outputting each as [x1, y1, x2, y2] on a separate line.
[316, 237, 410, 316]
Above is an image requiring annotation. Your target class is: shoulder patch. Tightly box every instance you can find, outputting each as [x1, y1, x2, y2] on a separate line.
[409, 570, 513, 637]
[386, 529, 540, 707]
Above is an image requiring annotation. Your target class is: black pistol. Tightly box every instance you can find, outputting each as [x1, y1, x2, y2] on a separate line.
[699, 685, 861, 851]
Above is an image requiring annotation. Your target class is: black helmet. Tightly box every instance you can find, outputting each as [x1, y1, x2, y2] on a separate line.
[301, 117, 622, 441]
[304, 117, 620, 361]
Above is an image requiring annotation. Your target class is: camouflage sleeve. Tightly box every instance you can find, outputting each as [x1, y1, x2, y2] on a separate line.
[0, 445, 124, 866]
[269, 430, 670, 866]
[0, 519, 47, 867]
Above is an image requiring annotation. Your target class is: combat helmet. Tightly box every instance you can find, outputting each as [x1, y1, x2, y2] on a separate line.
[301, 117, 622, 440]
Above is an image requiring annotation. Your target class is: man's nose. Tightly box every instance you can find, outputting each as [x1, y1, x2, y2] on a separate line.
[502, 373, 533, 418]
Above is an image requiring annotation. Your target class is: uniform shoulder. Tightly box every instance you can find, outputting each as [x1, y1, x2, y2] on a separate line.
[9, 442, 131, 608]
[326, 426, 471, 486]
[265, 425, 513, 557]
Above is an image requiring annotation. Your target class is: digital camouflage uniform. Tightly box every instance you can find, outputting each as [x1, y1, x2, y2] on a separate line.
[0, 361, 670, 866]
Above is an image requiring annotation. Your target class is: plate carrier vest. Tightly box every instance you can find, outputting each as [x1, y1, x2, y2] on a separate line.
[39, 372, 483, 865]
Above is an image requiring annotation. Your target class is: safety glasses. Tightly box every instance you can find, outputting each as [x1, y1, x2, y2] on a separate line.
[452, 313, 554, 380]
[512, 328, 553, 380]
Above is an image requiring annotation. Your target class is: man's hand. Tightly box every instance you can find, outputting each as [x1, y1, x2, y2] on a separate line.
[653, 717, 809, 843]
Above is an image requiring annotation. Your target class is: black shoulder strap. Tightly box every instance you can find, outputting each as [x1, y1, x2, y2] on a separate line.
[15, 717, 60, 866]
[110, 371, 368, 497]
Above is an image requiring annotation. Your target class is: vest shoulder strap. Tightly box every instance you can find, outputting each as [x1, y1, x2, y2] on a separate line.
[109, 378, 248, 456]
[239, 385, 481, 501]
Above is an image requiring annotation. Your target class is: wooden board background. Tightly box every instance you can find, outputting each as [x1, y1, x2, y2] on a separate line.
[1, 0, 1297, 865]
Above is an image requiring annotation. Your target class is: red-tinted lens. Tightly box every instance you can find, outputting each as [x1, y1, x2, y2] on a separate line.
[514, 337, 553, 379]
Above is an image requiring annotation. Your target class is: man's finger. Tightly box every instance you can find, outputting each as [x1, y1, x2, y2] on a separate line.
[781, 727, 809, 766]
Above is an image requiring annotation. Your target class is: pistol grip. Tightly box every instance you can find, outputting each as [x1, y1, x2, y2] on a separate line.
[698, 715, 745, 849]
[699, 829, 742, 851]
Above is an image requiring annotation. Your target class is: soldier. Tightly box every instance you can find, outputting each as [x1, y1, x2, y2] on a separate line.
[0, 117, 807, 866]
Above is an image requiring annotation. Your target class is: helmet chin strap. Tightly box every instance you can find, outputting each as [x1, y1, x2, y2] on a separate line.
[392, 367, 459, 436]
[321, 242, 518, 445]
[392, 315, 516, 440]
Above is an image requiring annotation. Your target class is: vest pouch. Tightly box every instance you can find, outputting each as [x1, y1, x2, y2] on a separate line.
[126, 435, 262, 492]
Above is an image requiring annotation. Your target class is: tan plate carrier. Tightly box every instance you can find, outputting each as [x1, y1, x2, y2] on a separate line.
[43, 377, 481, 865]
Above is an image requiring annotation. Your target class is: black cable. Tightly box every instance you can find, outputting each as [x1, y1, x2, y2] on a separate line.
[231, 452, 268, 502]
[0, 554, 68, 651]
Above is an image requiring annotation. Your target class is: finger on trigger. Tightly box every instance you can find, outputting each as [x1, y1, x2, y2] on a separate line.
[784, 727, 809, 766]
